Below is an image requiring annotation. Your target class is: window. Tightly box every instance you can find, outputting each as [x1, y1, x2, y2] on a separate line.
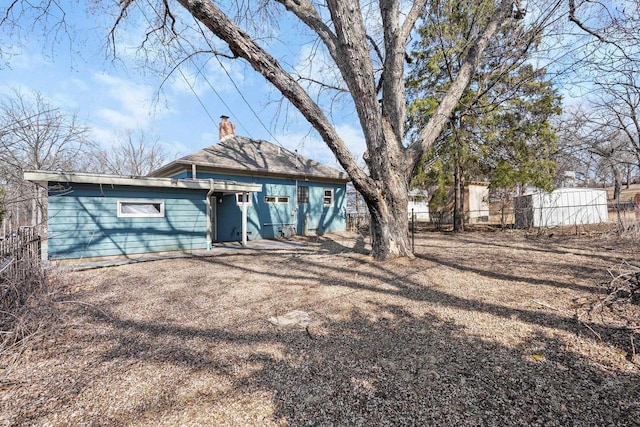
[265, 195, 289, 204]
[118, 200, 164, 218]
[297, 186, 309, 204]
[236, 193, 251, 205]
[323, 188, 333, 206]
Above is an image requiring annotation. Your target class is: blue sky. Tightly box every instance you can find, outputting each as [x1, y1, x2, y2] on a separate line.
[2, 0, 628, 175]
[0, 1, 367, 170]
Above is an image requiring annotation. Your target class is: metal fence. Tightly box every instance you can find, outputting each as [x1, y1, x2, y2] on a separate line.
[347, 199, 640, 231]
[1, 227, 42, 315]
[347, 213, 370, 232]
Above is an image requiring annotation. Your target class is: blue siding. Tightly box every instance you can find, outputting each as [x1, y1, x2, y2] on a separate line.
[297, 182, 347, 235]
[188, 173, 346, 242]
[47, 183, 208, 259]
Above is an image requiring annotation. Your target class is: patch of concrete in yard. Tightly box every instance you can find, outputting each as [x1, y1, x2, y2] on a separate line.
[268, 310, 311, 327]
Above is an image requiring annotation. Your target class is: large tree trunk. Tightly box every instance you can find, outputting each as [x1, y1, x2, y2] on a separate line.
[360, 123, 413, 260]
[170, 0, 513, 260]
[366, 183, 412, 260]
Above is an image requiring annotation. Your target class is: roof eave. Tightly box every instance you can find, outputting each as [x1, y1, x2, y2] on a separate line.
[23, 170, 262, 193]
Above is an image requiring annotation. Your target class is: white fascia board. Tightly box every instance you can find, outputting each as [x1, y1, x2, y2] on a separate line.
[24, 170, 261, 194]
[214, 180, 263, 193]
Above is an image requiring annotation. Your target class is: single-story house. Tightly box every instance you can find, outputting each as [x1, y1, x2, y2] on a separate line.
[148, 134, 349, 241]
[25, 131, 349, 260]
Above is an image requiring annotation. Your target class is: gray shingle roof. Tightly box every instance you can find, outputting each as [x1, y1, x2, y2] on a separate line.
[151, 136, 349, 182]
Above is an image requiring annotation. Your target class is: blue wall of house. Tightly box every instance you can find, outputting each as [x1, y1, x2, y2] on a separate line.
[46, 183, 208, 259]
[177, 172, 347, 242]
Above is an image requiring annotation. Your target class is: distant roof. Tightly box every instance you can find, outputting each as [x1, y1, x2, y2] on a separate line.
[518, 187, 608, 197]
[150, 136, 349, 183]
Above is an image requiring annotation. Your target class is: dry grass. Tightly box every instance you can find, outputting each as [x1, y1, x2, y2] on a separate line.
[606, 183, 640, 203]
[1, 231, 639, 426]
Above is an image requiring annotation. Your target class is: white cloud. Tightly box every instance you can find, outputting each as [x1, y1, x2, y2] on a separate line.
[89, 126, 119, 148]
[5, 48, 50, 71]
[166, 53, 253, 100]
[272, 121, 366, 170]
[92, 72, 166, 129]
[157, 139, 190, 161]
[200, 131, 218, 148]
[61, 78, 90, 92]
[160, 131, 215, 159]
[335, 123, 367, 162]
[169, 68, 209, 97]
[51, 78, 90, 111]
[293, 44, 346, 101]
[95, 108, 141, 130]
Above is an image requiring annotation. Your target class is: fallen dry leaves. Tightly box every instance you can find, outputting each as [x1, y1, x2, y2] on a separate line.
[1, 230, 639, 426]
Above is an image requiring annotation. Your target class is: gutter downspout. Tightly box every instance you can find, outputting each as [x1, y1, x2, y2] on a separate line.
[241, 191, 248, 247]
[206, 179, 214, 250]
[294, 179, 298, 235]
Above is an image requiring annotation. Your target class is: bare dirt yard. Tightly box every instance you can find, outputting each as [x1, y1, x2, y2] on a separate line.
[1, 230, 639, 426]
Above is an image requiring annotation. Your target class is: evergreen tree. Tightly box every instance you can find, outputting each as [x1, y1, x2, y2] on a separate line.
[407, 1, 561, 230]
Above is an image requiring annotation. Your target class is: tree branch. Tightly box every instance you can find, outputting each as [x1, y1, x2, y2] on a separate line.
[275, 0, 339, 61]
[399, 0, 429, 45]
[175, 0, 375, 197]
[295, 75, 349, 93]
[567, 0, 633, 61]
[404, 0, 514, 175]
[567, 0, 608, 43]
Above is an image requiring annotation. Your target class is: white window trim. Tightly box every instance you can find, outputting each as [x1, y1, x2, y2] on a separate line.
[265, 195, 290, 204]
[117, 200, 165, 218]
[236, 193, 252, 205]
[323, 188, 334, 207]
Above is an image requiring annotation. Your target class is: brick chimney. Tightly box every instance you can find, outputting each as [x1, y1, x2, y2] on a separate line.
[219, 115, 236, 140]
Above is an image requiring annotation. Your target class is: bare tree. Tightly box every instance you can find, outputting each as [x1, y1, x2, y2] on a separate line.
[556, 107, 637, 198]
[0, 88, 90, 229]
[566, 0, 640, 64]
[111, 0, 523, 260]
[88, 130, 170, 176]
[590, 69, 640, 171]
[557, 63, 640, 195]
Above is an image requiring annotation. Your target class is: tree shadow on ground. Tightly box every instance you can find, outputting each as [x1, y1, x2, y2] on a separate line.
[58, 303, 640, 425]
[5, 233, 639, 426]
[446, 233, 635, 265]
[187, 243, 633, 354]
[320, 231, 612, 295]
[415, 251, 609, 295]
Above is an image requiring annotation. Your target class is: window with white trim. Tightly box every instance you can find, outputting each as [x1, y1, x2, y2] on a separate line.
[265, 195, 289, 204]
[236, 193, 252, 205]
[118, 200, 165, 218]
[323, 188, 333, 206]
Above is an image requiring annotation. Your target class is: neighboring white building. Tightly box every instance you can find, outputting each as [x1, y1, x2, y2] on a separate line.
[408, 189, 430, 221]
[514, 188, 608, 228]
